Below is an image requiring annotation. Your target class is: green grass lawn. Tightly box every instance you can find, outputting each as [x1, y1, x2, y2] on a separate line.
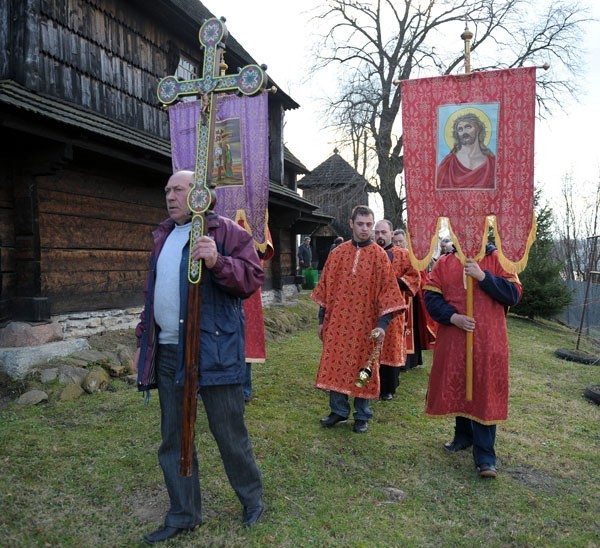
[1, 299, 598, 547]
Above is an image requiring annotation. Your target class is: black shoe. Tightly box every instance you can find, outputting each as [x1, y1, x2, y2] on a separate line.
[443, 440, 471, 453]
[477, 464, 498, 478]
[320, 412, 348, 428]
[353, 420, 368, 433]
[380, 393, 393, 401]
[143, 525, 197, 545]
[243, 501, 265, 527]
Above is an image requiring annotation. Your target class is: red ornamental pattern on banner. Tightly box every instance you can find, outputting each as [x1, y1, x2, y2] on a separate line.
[401, 67, 537, 273]
[168, 92, 270, 253]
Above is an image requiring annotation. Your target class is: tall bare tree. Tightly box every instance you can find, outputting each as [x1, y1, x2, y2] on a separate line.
[555, 171, 600, 280]
[310, 0, 588, 228]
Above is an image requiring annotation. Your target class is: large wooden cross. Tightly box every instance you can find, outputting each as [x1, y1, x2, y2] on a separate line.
[156, 17, 266, 476]
[157, 16, 266, 284]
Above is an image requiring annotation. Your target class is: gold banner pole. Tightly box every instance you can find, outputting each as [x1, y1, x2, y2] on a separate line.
[461, 22, 474, 401]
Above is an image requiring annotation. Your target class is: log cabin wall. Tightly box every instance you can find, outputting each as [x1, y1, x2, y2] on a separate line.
[36, 158, 165, 314]
[0, 171, 15, 324]
[0, 0, 329, 325]
[302, 186, 368, 241]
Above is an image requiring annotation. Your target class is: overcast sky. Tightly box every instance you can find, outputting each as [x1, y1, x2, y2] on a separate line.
[200, 0, 600, 216]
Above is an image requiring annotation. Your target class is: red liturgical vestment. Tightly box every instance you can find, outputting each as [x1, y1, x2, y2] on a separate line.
[241, 223, 273, 362]
[406, 271, 437, 355]
[380, 247, 415, 367]
[311, 241, 405, 399]
[424, 251, 520, 424]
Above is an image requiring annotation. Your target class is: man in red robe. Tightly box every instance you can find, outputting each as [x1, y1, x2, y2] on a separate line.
[241, 225, 274, 402]
[392, 228, 436, 370]
[436, 113, 496, 190]
[423, 244, 521, 478]
[374, 220, 417, 400]
[311, 206, 405, 433]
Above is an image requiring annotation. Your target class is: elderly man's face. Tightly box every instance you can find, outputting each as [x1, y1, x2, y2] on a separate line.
[393, 233, 407, 248]
[165, 172, 193, 225]
[442, 239, 454, 253]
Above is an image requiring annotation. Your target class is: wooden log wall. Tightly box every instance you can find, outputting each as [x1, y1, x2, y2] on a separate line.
[267, 211, 296, 290]
[302, 185, 368, 240]
[36, 164, 165, 314]
[0, 176, 15, 324]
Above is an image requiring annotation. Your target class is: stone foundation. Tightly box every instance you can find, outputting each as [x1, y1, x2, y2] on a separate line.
[53, 307, 143, 340]
[1, 285, 304, 346]
[0, 285, 310, 379]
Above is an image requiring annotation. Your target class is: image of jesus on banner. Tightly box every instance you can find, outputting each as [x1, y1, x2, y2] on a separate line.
[436, 103, 499, 190]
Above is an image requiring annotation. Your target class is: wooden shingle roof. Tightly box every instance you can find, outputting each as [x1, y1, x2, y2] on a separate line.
[284, 147, 309, 174]
[296, 150, 369, 189]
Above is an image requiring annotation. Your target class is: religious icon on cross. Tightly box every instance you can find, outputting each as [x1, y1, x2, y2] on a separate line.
[157, 16, 266, 283]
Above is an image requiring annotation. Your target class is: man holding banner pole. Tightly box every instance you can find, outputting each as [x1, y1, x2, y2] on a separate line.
[400, 54, 537, 479]
[423, 244, 521, 478]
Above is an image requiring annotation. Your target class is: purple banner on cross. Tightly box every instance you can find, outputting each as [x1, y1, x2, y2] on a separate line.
[168, 92, 270, 251]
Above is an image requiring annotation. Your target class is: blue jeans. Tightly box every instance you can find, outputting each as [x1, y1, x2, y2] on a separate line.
[243, 363, 252, 401]
[453, 416, 497, 466]
[329, 390, 373, 422]
[156, 345, 262, 528]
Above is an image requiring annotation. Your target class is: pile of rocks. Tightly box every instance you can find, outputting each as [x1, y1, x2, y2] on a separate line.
[14, 345, 136, 407]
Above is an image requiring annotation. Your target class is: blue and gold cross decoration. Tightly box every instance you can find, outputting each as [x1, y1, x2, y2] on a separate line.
[157, 17, 266, 283]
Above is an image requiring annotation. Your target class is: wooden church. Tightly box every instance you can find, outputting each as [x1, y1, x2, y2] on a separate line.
[297, 149, 371, 270]
[0, 0, 330, 327]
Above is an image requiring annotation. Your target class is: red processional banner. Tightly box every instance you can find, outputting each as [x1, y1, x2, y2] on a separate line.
[401, 67, 537, 273]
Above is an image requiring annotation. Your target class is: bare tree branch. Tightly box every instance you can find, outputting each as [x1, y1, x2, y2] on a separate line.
[310, 0, 589, 227]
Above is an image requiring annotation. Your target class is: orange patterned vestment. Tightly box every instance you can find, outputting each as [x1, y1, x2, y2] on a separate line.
[380, 246, 419, 367]
[424, 251, 521, 424]
[310, 241, 406, 399]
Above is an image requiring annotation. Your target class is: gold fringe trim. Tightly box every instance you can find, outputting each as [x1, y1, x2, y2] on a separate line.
[234, 209, 270, 255]
[423, 284, 442, 294]
[406, 217, 445, 271]
[492, 213, 537, 274]
[407, 213, 537, 275]
[424, 411, 506, 426]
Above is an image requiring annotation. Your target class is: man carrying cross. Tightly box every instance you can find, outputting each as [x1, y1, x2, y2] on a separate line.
[136, 16, 269, 543]
[135, 171, 265, 543]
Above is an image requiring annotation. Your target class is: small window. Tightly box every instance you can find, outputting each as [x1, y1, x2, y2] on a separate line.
[176, 55, 200, 102]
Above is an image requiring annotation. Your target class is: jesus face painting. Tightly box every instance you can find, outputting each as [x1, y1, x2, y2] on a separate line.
[436, 105, 499, 190]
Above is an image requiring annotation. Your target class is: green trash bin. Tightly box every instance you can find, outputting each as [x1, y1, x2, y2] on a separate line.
[302, 268, 319, 290]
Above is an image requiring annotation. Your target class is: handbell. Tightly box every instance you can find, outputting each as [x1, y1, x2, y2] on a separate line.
[354, 366, 373, 388]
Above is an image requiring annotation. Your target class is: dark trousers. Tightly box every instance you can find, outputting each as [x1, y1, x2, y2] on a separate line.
[453, 416, 497, 467]
[405, 305, 423, 368]
[243, 362, 252, 401]
[329, 390, 373, 422]
[379, 364, 400, 396]
[156, 345, 262, 528]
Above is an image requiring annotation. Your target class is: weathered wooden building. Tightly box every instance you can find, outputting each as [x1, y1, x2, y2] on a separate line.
[0, 0, 330, 327]
[297, 149, 371, 269]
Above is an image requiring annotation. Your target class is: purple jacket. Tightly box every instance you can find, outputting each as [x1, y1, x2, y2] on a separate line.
[135, 213, 263, 390]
